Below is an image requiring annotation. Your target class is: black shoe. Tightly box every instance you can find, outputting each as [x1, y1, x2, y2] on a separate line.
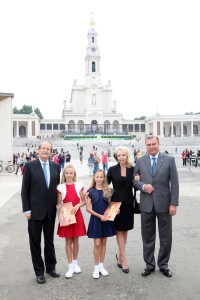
[160, 268, 172, 278]
[116, 254, 122, 268]
[141, 268, 155, 277]
[36, 275, 45, 284]
[46, 269, 60, 278]
[122, 267, 129, 273]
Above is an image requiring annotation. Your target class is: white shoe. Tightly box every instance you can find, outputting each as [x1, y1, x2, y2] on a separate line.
[99, 266, 109, 276]
[65, 268, 74, 278]
[74, 264, 81, 274]
[93, 266, 99, 279]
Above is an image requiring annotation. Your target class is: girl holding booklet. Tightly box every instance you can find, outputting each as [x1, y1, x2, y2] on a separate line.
[86, 169, 116, 279]
[57, 164, 86, 278]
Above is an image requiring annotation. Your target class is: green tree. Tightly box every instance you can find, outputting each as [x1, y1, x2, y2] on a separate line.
[13, 105, 43, 119]
[34, 107, 43, 119]
[13, 106, 20, 114]
[134, 115, 146, 120]
[19, 105, 32, 114]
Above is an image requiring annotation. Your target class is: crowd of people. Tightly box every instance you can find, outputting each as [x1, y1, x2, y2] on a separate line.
[20, 137, 179, 284]
[181, 149, 200, 167]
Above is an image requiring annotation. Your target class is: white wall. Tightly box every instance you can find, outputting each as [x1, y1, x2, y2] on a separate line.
[0, 97, 13, 163]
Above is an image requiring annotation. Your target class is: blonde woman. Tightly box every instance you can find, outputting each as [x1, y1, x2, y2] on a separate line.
[107, 146, 135, 274]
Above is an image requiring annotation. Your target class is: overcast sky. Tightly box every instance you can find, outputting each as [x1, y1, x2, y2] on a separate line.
[0, 0, 200, 119]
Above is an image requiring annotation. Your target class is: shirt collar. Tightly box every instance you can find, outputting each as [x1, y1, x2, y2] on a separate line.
[39, 158, 49, 166]
[150, 152, 159, 160]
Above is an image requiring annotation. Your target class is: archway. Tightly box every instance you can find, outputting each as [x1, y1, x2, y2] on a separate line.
[78, 120, 84, 133]
[183, 125, 187, 136]
[68, 120, 75, 134]
[19, 125, 26, 137]
[91, 120, 98, 133]
[113, 120, 120, 133]
[104, 120, 110, 134]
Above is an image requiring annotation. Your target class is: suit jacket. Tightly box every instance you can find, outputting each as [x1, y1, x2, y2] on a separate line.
[107, 164, 134, 204]
[133, 152, 179, 213]
[21, 159, 60, 220]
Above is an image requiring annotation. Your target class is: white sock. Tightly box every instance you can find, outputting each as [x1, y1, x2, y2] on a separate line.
[73, 260, 77, 265]
[94, 264, 99, 269]
[99, 263, 103, 269]
[68, 263, 73, 269]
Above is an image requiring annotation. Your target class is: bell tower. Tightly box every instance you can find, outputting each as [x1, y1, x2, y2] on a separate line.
[62, 16, 123, 129]
[85, 17, 101, 86]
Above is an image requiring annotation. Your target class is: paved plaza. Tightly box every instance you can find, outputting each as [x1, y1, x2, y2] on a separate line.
[0, 144, 200, 300]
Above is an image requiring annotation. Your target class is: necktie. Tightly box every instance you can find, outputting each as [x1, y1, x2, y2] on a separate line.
[43, 163, 48, 187]
[151, 157, 156, 175]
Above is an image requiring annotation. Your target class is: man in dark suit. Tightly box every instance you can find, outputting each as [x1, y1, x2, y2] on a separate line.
[134, 135, 179, 278]
[22, 141, 60, 284]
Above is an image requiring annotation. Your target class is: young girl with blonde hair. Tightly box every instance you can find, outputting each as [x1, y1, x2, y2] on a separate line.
[57, 164, 86, 278]
[86, 169, 116, 279]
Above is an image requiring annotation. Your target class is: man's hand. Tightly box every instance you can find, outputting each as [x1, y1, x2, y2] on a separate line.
[144, 184, 154, 194]
[25, 212, 31, 219]
[169, 205, 177, 216]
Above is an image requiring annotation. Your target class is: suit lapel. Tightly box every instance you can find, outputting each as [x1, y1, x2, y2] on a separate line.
[35, 159, 48, 188]
[156, 152, 165, 174]
[49, 161, 53, 187]
[145, 153, 165, 176]
[145, 154, 152, 175]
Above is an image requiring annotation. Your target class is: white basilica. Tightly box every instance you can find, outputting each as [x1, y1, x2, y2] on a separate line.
[11, 19, 200, 140]
[61, 18, 123, 135]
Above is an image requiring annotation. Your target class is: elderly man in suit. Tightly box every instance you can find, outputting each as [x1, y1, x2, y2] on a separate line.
[22, 141, 60, 284]
[133, 135, 179, 278]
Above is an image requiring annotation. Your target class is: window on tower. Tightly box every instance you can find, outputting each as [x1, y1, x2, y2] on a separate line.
[92, 94, 96, 105]
[92, 62, 96, 72]
[92, 37, 94, 43]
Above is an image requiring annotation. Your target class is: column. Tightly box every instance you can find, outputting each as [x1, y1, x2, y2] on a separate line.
[160, 120, 164, 137]
[16, 121, 19, 137]
[191, 121, 193, 136]
[171, 121, 174, 137]
[28, 120, 32, 138]
[181, 121, 184, 137]
[153, 120, 157, 136]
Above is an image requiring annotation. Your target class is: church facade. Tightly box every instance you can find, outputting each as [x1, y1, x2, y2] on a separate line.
[61, 18, 123, 136]
[12, 19, 200, 140]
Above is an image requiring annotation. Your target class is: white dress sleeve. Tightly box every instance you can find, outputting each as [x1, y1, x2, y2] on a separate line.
[57, 183, 67, 201]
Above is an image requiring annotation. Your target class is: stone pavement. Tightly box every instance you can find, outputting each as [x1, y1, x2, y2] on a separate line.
[0, 156, 200, 300]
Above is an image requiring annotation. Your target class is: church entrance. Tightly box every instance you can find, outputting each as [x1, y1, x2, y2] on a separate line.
[19, 125, 26, 137]
[91, 120, 98, 133]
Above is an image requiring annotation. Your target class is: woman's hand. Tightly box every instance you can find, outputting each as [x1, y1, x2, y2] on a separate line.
[99, 214, 107, 222]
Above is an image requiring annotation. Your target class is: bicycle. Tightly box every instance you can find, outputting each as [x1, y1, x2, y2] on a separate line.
[0, 160, 15, 173]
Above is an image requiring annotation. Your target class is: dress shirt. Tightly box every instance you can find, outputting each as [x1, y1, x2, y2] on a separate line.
[142, 152, 159, 191]
[150, 153, 159, 167]
[39, 158, 50, 187]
